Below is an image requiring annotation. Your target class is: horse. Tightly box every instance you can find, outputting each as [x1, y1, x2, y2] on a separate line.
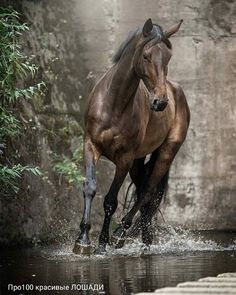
[73, 18, 190, 255]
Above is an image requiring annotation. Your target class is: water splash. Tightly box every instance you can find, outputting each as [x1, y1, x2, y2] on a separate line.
[41, 228, 236, 261]
[107, 227, 236, 257]
[157, 229, 236, 252]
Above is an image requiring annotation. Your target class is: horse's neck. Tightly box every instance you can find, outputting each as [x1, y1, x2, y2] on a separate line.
[108, 50, 140, 115]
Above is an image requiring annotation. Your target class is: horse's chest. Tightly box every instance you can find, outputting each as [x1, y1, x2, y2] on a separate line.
[97, 119, 143, 159]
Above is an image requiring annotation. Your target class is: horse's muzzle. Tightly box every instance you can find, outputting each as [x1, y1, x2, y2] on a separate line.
[151, 99, 168, 112]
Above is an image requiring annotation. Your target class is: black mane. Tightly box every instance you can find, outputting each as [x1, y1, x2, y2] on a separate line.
[113, 24, 172, 64]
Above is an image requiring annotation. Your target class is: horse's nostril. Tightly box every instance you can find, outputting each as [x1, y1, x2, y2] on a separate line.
[151, 99, 168, 112]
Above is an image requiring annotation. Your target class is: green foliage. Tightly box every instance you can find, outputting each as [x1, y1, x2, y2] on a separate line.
[53, 143, 84, 190]
[0, 164, 41, 193]
[0, 8, 45, 105]
[0, 107, 20, 140]
[0, 8, 44, 195]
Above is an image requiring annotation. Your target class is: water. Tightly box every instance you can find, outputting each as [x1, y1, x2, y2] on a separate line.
[0, 230, 236, 295]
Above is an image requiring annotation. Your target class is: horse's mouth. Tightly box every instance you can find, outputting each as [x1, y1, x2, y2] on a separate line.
[151, 100, 168, 112]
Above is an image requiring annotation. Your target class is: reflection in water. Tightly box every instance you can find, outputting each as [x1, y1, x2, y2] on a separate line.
[0, 231, 236, 295]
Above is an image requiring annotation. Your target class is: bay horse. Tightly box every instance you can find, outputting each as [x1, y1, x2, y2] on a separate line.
[73, 18, 190, 255]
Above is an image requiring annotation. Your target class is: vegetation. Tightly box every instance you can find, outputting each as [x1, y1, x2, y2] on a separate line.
[0, 8, 44, 195]
[53, 141, 84, 190]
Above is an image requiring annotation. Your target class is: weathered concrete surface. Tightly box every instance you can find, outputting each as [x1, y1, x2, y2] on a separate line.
[136, 273, 236, 294]
[0, 0, 236, 244]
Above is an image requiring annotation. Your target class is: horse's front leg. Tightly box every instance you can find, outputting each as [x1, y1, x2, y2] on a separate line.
[140, 170, 169, 246]
[140, 193, 163, 247]
[112, 140, 182, 245]
[94, 160, 132, 255]
[73, 138, 101, 255]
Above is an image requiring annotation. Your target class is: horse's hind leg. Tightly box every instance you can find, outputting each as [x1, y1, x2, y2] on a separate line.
[73, 138, 100, 255]
[129, 157, 146, 193]
[94, 159, 132, 255]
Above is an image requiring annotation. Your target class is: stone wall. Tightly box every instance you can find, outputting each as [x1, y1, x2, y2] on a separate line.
[1, 0, 236, 244]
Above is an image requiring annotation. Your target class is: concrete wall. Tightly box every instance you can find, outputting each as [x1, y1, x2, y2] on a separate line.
[1, 0, 236, 244]
[70, 0, 236, 230]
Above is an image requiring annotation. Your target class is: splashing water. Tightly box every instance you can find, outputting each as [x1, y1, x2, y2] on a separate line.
[107, 227, 236, 257]
[41, 227, 236, 261]
[154, 229, 236, 253]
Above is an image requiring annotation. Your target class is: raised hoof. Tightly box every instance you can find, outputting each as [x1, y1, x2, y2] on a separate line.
[94, 245, 106, 256]
[110, 235, 125, 249]
[73, 242, 92, 256]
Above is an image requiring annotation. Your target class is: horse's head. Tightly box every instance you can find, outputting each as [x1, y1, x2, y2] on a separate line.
[134, 18, 183, 112]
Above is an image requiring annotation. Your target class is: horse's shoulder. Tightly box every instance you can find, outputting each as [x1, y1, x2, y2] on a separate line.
[167, 80, 188, 106]
[168, 80, 184, 96]
[168, 80, 190, 126]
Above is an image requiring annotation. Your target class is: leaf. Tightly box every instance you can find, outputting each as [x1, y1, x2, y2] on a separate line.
[0, 8, 44, 196]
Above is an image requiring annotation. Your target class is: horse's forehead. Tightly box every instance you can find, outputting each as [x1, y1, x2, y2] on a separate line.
[151, 42, 172, 59]
[144, 39, 159, 50]
[145, 41, 172, 60]
[144, 40, 169, 52]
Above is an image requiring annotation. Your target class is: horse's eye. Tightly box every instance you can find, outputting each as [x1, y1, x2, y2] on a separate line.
[143, 53, 151, 62]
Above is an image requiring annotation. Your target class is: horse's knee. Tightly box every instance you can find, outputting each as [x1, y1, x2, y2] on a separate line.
[83, 179, 96, 198]
[173, 139, 183, 151]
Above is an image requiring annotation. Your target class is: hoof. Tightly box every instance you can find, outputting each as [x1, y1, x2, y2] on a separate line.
[94, 245, 106, 255]
[110, 235, 125, 249]
[140, 244, 151, 256]
[73, 242, 92, 256]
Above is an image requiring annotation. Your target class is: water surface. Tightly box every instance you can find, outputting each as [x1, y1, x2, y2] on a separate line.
[0, 230, 236, 295]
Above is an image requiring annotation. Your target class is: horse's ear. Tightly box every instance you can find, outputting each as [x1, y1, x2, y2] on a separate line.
[143, 18, 153, 37]
[164, 19, 183, 38]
